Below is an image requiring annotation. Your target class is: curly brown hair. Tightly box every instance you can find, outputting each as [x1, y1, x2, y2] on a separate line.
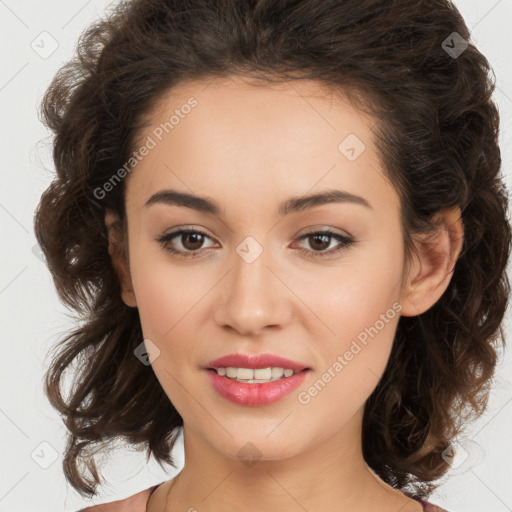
[34, 0, 511, 500]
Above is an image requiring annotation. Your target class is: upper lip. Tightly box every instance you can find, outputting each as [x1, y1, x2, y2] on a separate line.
[206, 353, 311, 371]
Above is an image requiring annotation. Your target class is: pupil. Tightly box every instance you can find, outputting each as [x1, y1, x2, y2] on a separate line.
[310, 234, 329, 251]
[184, 233, 203, 250]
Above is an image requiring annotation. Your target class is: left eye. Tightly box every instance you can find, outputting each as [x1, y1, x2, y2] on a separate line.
[293, 229, 355, 257]
[156, 228, 355, 259]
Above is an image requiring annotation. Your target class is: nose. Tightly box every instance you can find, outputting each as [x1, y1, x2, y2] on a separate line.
[213, 248, 293, 337]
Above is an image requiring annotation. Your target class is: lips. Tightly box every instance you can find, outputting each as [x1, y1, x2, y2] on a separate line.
[206, 353, 311, 372]
[206, 367, 310, 406]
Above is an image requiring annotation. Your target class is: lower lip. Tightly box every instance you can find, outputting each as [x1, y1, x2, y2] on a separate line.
[206, 369, 310, 406]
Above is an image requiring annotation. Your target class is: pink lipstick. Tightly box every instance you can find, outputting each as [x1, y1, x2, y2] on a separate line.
[205, 353, 311, 406]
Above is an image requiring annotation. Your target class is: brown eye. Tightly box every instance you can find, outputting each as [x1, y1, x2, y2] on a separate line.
[180, 232, 206, 251]
[156, 228, 355, 260]
[157, 229, 216, 259]
[293, 229, 355, 258]
[307, 233, 331, 251]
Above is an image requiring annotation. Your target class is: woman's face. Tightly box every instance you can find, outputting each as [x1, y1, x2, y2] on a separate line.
[119, 76, 409, 463]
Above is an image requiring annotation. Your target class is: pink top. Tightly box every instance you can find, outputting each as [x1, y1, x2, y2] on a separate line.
[77, 482, 450, 511]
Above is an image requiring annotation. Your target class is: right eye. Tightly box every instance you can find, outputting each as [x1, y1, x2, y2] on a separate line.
[156, 228, 218, 259]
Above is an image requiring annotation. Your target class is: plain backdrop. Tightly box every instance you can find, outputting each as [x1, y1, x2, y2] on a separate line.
[1, 1, 511, 511]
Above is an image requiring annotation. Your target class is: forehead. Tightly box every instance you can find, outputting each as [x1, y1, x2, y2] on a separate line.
[125, 75, 394, 216]
[138, 75, 373, 150]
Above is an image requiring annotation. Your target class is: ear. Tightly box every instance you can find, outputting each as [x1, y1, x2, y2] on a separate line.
[105, 210, 137, 308]
[400, 206, 464, 317]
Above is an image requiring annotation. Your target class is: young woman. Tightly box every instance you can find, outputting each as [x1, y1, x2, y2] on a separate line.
[34, 0, 511, 511]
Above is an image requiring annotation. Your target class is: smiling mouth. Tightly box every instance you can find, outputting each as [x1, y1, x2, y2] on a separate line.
[207, 367, 309, 384]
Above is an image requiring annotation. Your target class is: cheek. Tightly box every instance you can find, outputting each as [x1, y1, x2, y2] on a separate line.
[297, 242, 404, 400]
[128, 248, 207, 344]
[128, 254, 208, 408]
[302, 237, 404, 336]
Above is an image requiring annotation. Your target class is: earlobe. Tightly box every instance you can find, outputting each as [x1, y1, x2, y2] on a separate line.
[105, 210, 137, 308]
[400, 207, 464, 317]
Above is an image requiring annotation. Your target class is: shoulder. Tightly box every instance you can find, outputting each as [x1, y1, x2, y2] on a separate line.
[77, 484, 161, 512]
[402, 491, 451, 512]
[418, 498, 452, 512]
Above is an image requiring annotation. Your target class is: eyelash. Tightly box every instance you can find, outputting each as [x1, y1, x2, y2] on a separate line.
[156, 228, 355, 260]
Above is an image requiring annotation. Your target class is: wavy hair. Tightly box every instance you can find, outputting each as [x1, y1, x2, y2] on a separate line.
[34, 0, 511, 499]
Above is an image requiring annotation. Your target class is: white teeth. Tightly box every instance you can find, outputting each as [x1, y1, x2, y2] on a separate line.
[216, 366, 299, 382]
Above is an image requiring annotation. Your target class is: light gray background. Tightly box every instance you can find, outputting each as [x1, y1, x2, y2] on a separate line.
[1, 1, 511, 511]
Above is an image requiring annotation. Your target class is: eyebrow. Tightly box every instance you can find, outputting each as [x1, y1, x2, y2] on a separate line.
[143, 188, 372, 216]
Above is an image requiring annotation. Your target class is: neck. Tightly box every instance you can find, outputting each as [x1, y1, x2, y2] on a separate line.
[162, 407, 420, 512]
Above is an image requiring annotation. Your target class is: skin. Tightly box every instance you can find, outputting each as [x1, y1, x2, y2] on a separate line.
[105, 75, 464, 512]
